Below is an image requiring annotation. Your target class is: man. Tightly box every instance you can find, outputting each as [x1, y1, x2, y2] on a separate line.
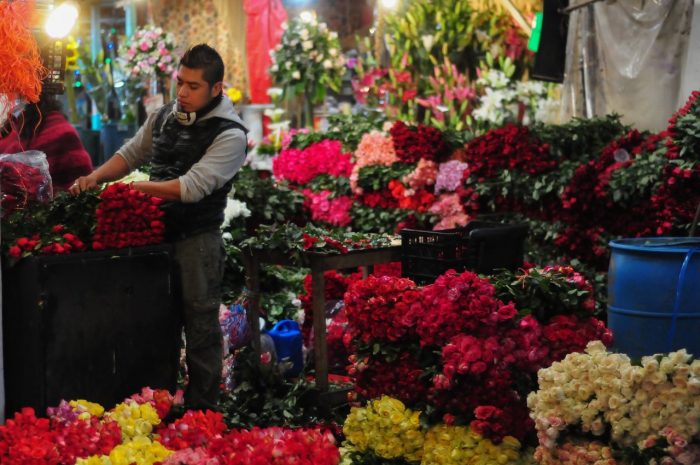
[70, 44, 248, 410]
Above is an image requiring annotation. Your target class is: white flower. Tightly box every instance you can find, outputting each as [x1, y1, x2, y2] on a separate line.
[329, 31, 338, 40]
[323, 59, 333, 69]
[299, 28, 309, 40]
[264, 108, 285, 119]
[421, 34, 434, 51]
[329, 48, 338, 57]
[292, 70, 301, 80]
[290, 39, 299, 47]
[222, 198, 251, 229]
[268, 120, 291, 132]
[270, 64, 279, 73]
[269, 49, 276, 58]
[222, 232, 233, 241]
[315, 53, 324, 63]
[302, 40, 313, 51]
[266, 87, 283, 98]
[285, 61, 292, 70]
[281, 22, 288, 30]
[319, 22, 328, 32]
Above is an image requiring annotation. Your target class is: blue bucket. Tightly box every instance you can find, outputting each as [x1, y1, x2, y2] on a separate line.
[608, 237, 700, 358]
[266, 320, 303, 377]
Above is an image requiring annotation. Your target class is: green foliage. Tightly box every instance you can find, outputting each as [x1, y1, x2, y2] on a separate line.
[232, 167, 304, 226]
[357, 164, 416, 193]
[240, 222, 395, 263]
[220, 346, 346, 429]
[289, 112, 388, 152]
[383, 0, 533, 89]
[491, 267, 596, 321]
[606, 148, 667, 207]
[307, 174, 352, 197]
[2, 190, 101, 248]
[674, 108, 700, 160]
[532, 115, 628, 164]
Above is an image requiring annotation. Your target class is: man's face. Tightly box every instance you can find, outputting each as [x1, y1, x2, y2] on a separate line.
[176, 66, 222, 113]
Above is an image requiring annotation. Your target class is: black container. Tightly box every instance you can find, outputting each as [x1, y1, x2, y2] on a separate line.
[401, 221, 528, 284]
[3, 245, 181, 416]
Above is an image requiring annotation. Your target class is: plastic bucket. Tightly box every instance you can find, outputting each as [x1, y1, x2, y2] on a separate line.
[266, 320, 303, 377]
[608, 237, 700, 358]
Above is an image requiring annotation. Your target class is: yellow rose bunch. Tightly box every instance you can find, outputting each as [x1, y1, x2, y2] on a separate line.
[75, 436, 172, 465]
[106, 400, 161, 441]
[343, 396, 424, 462]
[69, 399, 105, 419]
[422, 424, 523, 465]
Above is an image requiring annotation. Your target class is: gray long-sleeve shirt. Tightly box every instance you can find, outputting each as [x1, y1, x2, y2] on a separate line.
[116, 96, 248, 203]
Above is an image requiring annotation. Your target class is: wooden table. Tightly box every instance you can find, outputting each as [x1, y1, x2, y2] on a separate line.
[242, 246, 402, 392]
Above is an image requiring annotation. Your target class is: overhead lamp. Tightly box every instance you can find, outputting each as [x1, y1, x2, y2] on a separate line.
[45, 2, 78, 39]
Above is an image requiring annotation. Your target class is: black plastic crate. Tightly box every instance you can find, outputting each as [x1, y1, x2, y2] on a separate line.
[401, 221, 528, 284]
[2, 245, 181, 415]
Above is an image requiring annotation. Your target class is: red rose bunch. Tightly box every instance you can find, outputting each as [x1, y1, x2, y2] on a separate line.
[273, 140, 353, 185]
[344, 275, 421, 344]
[0, 159, 52, 217]
[359, 190, 399, 209]
[389, 121, 448, 163]
[208, 427, 340, 465]
[129, 387, 176, 420]
[6, 224, 86, 260]
[299, 270, 361, 344]
[387, 180, 436, 212]
[157, 410, 227, 450]
[416, 270, 517, 347]
[542, 314, 613, 365]
[53, 417, 122, 465]
[462, 124, 554, 178]
[0, 407, 60, 465]
[666, 90, 700, 160]
[348, 352, 430, 407]
[651, 163, 700, 236]
[92, 182, 165, 250]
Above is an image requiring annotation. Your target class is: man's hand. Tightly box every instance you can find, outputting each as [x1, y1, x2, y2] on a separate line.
[69, 173, 100, 194]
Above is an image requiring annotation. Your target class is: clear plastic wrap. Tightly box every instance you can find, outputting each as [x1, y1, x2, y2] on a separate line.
[561, 0, 693, 131]
[0, 150, 53, 217]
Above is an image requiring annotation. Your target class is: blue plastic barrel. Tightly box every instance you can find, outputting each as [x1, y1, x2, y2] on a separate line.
[266, 320, 304, 376]
[608, 237, 700, 358]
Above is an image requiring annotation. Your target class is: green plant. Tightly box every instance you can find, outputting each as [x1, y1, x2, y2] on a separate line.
[270, 14, 345, 127]
[232, 167, 304, 227]
[220, 346, 347, 429]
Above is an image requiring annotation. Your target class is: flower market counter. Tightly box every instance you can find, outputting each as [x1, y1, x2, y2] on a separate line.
[2, 244, 181, 417]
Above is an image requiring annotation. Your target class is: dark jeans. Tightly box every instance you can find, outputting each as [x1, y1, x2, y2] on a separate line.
[173, 230, 225, 410]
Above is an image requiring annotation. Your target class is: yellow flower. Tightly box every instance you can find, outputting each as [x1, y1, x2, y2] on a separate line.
[106, 400, 161, 441]
[70, 399, 105, 418]
[76, 437, 172, 465]
[343, 396, 424, 461]
[226, 87, 242, 104]
[423, 424, 523, 465]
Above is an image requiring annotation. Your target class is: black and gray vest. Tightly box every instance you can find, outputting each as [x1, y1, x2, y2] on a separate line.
[150, 103, 247, 240]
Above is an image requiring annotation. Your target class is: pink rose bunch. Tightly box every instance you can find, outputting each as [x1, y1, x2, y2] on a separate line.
[273, 140, 353, 185]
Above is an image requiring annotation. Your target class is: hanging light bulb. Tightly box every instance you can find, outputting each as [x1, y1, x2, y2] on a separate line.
[45, 2, 78, 39]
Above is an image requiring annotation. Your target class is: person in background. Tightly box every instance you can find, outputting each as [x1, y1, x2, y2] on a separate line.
[0, 92, 93, 191]
[70, 44, 248, 412]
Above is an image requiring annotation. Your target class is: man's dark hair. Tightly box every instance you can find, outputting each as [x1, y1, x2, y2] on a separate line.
[179, 44, 225, 88]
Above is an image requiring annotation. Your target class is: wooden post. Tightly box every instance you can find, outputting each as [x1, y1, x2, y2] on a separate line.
[243, 254, 261, 358]
[311, 267, 328, 392]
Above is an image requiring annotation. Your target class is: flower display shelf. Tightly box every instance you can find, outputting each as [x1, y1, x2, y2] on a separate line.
[2, 245, 181, 416]
[242, 246, 402, 394]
